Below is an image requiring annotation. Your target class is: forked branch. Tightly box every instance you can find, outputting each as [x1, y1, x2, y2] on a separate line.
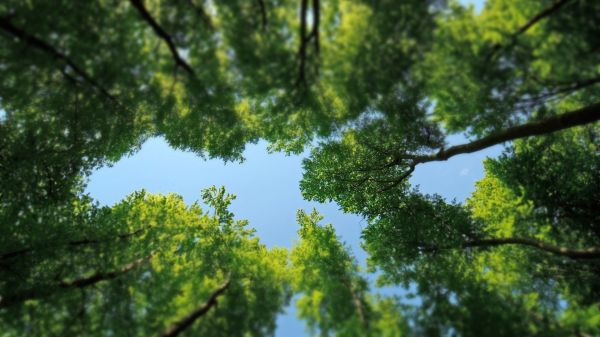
[130, 0, 196, 77]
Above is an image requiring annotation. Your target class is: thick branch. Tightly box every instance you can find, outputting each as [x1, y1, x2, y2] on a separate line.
[0, 17, 116, 102]
[157, 279, 230, 337]
[129, 0, 196, 77]
[60, 251, 156, 288]
[0, 252, 155, 308]
[410, 102, 600, 164]
[487, 0, 575, 60]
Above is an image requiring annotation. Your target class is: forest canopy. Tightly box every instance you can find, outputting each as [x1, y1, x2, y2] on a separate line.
[0, 0, 599, 336]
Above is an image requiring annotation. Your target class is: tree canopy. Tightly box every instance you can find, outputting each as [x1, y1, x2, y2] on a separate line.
[1, 0, 599, 336]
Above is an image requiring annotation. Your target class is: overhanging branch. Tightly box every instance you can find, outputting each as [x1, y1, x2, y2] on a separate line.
[157, 279, 230, 337]
[296, 0, 320, 87]
[410, 102, 600, 164]
[0, 17, 116, 102]
[0, 227, 149, 261]
[487, 0, 576, 60]
[0, 251, 156, 308]
[129, 0, 196, 77]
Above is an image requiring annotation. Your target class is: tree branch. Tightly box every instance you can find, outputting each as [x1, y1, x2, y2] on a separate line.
[296, 0, 320, 86]
[410, 102, 600, 164]
[487, 0, 575, 60]
[157, 279, 230, 337]
[0, 227, 149, 261]
[0, 17, 116, 102]
[297, 0, 309, 86]
[129, 0, 196, 77]
[520, 75, 600, 106]
[0, 251, 155, 308]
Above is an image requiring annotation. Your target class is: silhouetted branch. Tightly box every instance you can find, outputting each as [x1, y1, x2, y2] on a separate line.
[410, 102, 600, 164]
[487, 0, 575, 60]
[520, 75, 600, 106]
[297, 0, 309, 86]
[0, 252, 155, 308]
[0, 17, 116, 102]
[296, 0, 320, 86]
[0, 227, 149, 261]
[129, 0, 196, 77]
[157, 279, 230, 337]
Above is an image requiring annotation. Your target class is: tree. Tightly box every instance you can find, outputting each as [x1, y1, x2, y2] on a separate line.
[0, 187, 291, 337]
[1, 0, 599, 335]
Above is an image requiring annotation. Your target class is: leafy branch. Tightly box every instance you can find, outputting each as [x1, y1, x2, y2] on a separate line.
[157, 279, 231, 337]
[129, 0, 196, 77]
[0, 251, 156, 308]
[0, 17, 116, 102]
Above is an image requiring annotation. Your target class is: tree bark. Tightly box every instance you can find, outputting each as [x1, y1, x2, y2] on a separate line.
[410, 102, 600, 164]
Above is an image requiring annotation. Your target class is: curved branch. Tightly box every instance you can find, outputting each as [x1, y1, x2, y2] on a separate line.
[410, 102, 600, 164]
[0, 251, 155, 308]
[487, 0, 576, 60]
[129, 0, 196, 77]
[157, 279, 230, 337]
[0, 227, 149, 261]
[0, 17, 116, 102]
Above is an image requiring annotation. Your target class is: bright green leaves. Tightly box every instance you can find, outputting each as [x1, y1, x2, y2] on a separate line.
[291, 210, 369, 336]
[290, 209, 408, 337]
[423, 0, 600, 135]
[301, 93, 443, 215]
[0, 187, 291, 337]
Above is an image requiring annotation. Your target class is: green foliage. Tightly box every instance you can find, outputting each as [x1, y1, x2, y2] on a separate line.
[1, 0, 599, 335]
[1, 188, 291, 337]
[291, 210, 408, 337]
